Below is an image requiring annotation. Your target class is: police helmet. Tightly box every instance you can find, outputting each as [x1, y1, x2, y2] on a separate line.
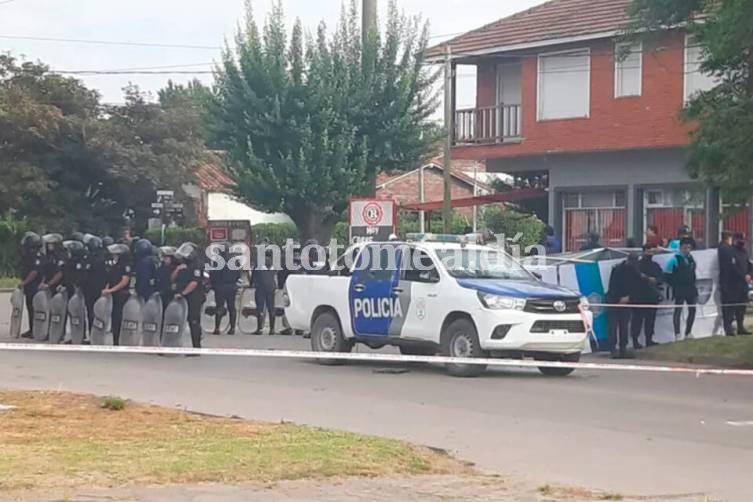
[107, 243, 131, 257]
[64, 240, 87, 259]
[102, 236, 115, 247]
[21, 232, 42, 250]
[42, 233, 64, 245]
[159, 246, 177, 258]
[175, 242, 199, 262]
[134, 238, 153, 257]
[678, 225, 691, 236]
[85, 236, 103, 253]
[70, 231, 85, 243]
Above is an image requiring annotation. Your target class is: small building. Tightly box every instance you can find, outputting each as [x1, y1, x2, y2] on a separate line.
[376, 158, 500, 219]
[427, 0, 750, 251]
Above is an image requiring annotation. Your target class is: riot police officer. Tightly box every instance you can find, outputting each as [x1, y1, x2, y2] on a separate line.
[157, 246, 177, 311]
[39, 234, 66, 293]
[102, 236, 115, 248]
[62, 240, 88, 299]
[250, 249, 278, 335]
[70, 231, 86, 243]
[18, 232, 44, 338]
[102, 244, 132, 346]
[134, 239, 158, 302]
[173, 242, 204, 348]
[210, 242, 240, 336]
[83, 235, 107, 336]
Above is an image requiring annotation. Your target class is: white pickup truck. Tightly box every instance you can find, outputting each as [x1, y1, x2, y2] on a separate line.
[284, 235, 591, 377]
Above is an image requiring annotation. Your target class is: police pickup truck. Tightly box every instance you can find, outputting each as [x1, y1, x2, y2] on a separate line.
[284, 234, 590, 377]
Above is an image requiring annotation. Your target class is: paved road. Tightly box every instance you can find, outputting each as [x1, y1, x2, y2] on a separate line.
[2, 292, 753, 501]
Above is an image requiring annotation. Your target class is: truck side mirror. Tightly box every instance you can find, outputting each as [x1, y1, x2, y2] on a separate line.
[532, 272, 542, 280]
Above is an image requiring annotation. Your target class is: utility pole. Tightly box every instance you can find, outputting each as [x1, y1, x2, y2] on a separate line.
[363, 0, 378, 195]
[472, 163, 479, 233]
[418, 165, 426, 233]
[442, 45, 454, 233]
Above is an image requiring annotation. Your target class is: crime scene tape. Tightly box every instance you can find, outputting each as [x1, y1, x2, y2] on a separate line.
[589, 302, 750, 309]
[1, 343, 753, 377]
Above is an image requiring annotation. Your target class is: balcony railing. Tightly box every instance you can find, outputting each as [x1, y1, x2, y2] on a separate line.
[454, 104, 522, 145]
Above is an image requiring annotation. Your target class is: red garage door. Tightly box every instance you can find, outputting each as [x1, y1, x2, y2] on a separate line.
[565, 208, 627, 251]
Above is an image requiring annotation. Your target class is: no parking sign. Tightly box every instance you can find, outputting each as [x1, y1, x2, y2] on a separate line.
[349, 199, 397, 243]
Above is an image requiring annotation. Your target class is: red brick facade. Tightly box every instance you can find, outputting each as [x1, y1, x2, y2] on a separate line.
[377, 165, 490, 219]
[454, 31, 693, 160]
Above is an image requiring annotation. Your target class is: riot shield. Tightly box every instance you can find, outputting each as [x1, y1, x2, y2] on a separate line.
[9, 288, 24, 339]
[90, 295, 113, 346]
[48, 289, 69, 344]
[162, 297, 188, 347]
[119, 294, 144, 347]
[238, 288, 258, 334]
[67, 287, 87, 345]
[201, 289, 219, 333]
[141, 293, 163, 347]
[32, 289, 51, 342]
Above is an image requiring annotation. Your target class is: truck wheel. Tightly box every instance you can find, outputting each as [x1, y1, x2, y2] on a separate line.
[311, 311, 352, 366]
[443, 318, 486, 377]
[537, 352, 580, 377]
[399, 345, 437, 357]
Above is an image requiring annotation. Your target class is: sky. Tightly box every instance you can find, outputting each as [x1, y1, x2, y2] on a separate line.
[0, 0, 547, 107]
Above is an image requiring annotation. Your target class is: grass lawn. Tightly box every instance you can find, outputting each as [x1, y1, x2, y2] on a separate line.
[0, 277, 19, 289]
[0, 391, 472, 491]
[640, 335, 753, 369]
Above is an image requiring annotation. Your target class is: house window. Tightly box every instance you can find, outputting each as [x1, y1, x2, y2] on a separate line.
[614, 42, 642, 97]
[537, 49, 590, 121]
[684, 35, 717, 102]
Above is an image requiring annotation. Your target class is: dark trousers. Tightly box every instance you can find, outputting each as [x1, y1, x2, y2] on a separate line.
[84, 289, 99, 336]
[24, 289, 37, 333]
[722, 288, 747, 333]
[631, 307, 657, 344]
[187, 294, 202, 348]
[255, 288, 276, 332]
[608, 307, 631, 351]
[214, 286, 237, 332]
[111, 293, 128, 346]
[673, 293, 698, 336]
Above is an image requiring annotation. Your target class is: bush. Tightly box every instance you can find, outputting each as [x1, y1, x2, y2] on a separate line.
[252, 223, 299, 246]
[100, 396, 127, 411]
[0, 214, 31, 278]
[144, 226, 207, 247]
[482, 206, 545, 251]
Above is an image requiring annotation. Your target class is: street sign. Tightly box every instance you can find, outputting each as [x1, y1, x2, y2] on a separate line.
[151, 203, 164, 209]
[349, 199, 397, 243]
[156, 190, 175, 197]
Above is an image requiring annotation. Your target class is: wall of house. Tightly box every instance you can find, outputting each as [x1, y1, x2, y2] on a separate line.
[377, 168, 481, 219]
[456, 31, 692, 159]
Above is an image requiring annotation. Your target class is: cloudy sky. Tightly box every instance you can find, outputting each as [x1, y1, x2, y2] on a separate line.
[0, 0, 546, 107]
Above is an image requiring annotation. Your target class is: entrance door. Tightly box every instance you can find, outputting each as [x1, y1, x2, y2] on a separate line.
[349, 244, 403, 337]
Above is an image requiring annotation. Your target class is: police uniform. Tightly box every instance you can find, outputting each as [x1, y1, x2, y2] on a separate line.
[63, 245, 88, 299]
[134, 249, 158, 302]
[175, 261, 204, 348]
[211, 253, 240, 335]
[106, 257, 131, 346]
[20, 251, 43, 336]
[251, 256, 277, 335]
[41, 251, 66, 290]
[84, 243, 108, 335]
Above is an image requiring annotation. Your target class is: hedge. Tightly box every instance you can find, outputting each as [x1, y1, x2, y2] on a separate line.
[251, 223, 299, 246]
[144, 227, 207, 247]
[482, 206, 545, 251]
[0, 216, 31, 278]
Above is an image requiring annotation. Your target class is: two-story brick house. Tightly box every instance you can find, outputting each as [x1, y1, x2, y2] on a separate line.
[428, 0, 748, 251]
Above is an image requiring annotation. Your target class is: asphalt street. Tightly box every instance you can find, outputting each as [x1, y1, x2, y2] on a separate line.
[2, 292, 753, 501]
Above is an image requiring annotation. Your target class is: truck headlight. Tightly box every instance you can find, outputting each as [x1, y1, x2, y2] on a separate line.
[579, 297, 590, 311]
[478, 292, 526, 311]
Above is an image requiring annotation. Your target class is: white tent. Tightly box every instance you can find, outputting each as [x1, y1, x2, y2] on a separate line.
[207, 193, 293, 226]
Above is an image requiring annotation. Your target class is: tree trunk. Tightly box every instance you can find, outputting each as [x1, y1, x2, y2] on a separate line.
[293, 208, 336, 244]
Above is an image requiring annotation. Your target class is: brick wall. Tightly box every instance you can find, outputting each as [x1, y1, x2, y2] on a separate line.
[377, 167, 480, 219]
[455, 31, 692, 160]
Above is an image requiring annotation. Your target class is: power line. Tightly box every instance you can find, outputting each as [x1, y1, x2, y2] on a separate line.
[0, 0, 16, 5]
[0, 34, 221, 50]
[55, 70, 215, 75]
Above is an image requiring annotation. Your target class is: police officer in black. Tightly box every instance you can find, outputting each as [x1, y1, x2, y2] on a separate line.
[605, 253, 641, 359]
[18, 232, 44, 338]
[157, 246, 177, 311]
[102, 244, 132, 346]
[62, 240, 88, 299]
[250, 249, 277, 335]
[719, 233, 753, 336]
[210, 242, 240, 336]
[631, 244, 664, 348]
[133, 239, 158, 302]
[38, 234, 66, 294]
[83, 235, 107, 336]
[173, 242, 204, 348]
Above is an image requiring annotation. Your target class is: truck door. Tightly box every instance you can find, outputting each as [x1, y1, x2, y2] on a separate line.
[349, 243, 403, 337]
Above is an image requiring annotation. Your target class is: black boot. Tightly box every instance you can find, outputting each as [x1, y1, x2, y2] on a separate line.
[227, 311, 236, 335]
[252, 314, 263, 335]
[212, 316, 222, 335]
[268, 314, 276, 336]
[633, 339, 644, 350]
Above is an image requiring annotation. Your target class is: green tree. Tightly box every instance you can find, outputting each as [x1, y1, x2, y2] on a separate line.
[0, 55, 209, 233]
[627, 0, 753, 203]
[210, 0, 440, 241]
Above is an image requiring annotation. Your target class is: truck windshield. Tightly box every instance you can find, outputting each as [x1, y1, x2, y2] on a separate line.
[434, 248, 533, 280]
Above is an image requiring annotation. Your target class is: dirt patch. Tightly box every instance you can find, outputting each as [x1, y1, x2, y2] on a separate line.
[0, 390, 472, 492]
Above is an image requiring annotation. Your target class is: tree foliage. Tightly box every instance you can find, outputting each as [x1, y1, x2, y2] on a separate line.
[627, 0, 753, 203]
[0, 55, 209, 233]
[209, 0, 440, 241]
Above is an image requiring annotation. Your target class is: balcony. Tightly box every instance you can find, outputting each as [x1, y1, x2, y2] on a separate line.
[453, 104, 522, 145]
